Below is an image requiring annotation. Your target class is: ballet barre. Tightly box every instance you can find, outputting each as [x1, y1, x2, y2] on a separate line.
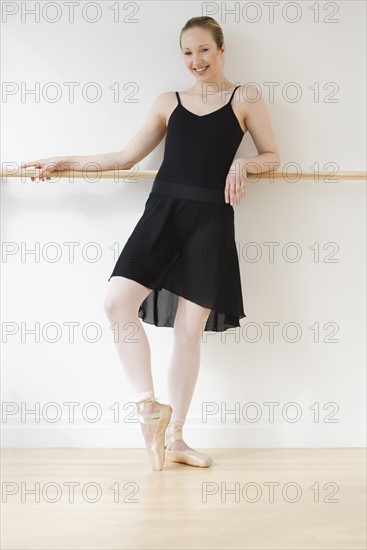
[1, 169, 366, 180]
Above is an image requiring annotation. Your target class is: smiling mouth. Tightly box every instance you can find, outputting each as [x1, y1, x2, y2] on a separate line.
[193, 66, 209, 73]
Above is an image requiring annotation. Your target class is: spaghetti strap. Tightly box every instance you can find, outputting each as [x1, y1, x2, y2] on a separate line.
[229, 85, 240, 102]
[175, 91, 181, 105]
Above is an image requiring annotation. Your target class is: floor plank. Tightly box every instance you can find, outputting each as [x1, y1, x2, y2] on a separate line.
[1, 448, 366, 549]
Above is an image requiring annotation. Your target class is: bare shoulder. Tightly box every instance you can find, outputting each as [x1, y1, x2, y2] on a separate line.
[234, 83, 270, 131]
[150, 91, 178, 126]
[235, 83, 263, 112]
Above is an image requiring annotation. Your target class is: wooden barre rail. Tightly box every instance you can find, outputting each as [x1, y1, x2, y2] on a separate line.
[1, 170, 366, 180]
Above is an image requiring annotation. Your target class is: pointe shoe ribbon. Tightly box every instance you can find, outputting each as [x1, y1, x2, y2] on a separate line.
[137, 397, 172, 471]
[164, 423, 213, 468]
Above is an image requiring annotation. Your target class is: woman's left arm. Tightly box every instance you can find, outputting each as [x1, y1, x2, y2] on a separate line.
[225, 84, 281, 205]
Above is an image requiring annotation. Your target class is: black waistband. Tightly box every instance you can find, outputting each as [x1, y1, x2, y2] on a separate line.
[151, 179, 225, 203]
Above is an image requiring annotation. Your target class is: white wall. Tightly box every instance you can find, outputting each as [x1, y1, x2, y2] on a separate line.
[1, 1, 365, 447]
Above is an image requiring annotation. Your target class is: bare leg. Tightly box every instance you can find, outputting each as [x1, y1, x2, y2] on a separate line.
[103, 276, 161, 446]
[167, 296, 211, 451]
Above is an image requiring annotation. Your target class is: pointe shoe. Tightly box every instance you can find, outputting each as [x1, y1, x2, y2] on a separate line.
[137, 397, 172, 471]
[164, 423, 213, 468]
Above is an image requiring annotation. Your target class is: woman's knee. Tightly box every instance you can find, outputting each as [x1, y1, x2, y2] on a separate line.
[103, 276, 152, 318]
[103, 293, 126, 318]
[174, 325, 204, 346]
[173, 298, 211, 343]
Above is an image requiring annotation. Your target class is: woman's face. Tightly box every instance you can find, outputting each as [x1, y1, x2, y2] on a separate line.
[180, 27, 224, 81]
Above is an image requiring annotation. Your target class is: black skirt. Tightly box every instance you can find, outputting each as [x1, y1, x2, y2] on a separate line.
[108, 179, 246, 332]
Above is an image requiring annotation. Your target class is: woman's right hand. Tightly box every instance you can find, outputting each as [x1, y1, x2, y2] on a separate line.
[21, 157, 68, 181]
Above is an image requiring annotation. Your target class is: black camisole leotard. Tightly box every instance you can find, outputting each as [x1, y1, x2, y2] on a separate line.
[108, 85, 247, 332]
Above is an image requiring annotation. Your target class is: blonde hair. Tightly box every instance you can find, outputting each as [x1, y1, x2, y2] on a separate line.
[179, 16, 224, 51]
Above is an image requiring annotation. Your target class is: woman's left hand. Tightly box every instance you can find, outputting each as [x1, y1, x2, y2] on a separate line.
[224, 158, 248, 206]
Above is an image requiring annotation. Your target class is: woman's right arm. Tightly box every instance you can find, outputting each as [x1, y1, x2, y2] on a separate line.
[23, 93, 169, 180]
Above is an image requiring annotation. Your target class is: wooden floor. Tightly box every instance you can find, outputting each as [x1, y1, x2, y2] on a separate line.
[1, 448, 366, 549]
